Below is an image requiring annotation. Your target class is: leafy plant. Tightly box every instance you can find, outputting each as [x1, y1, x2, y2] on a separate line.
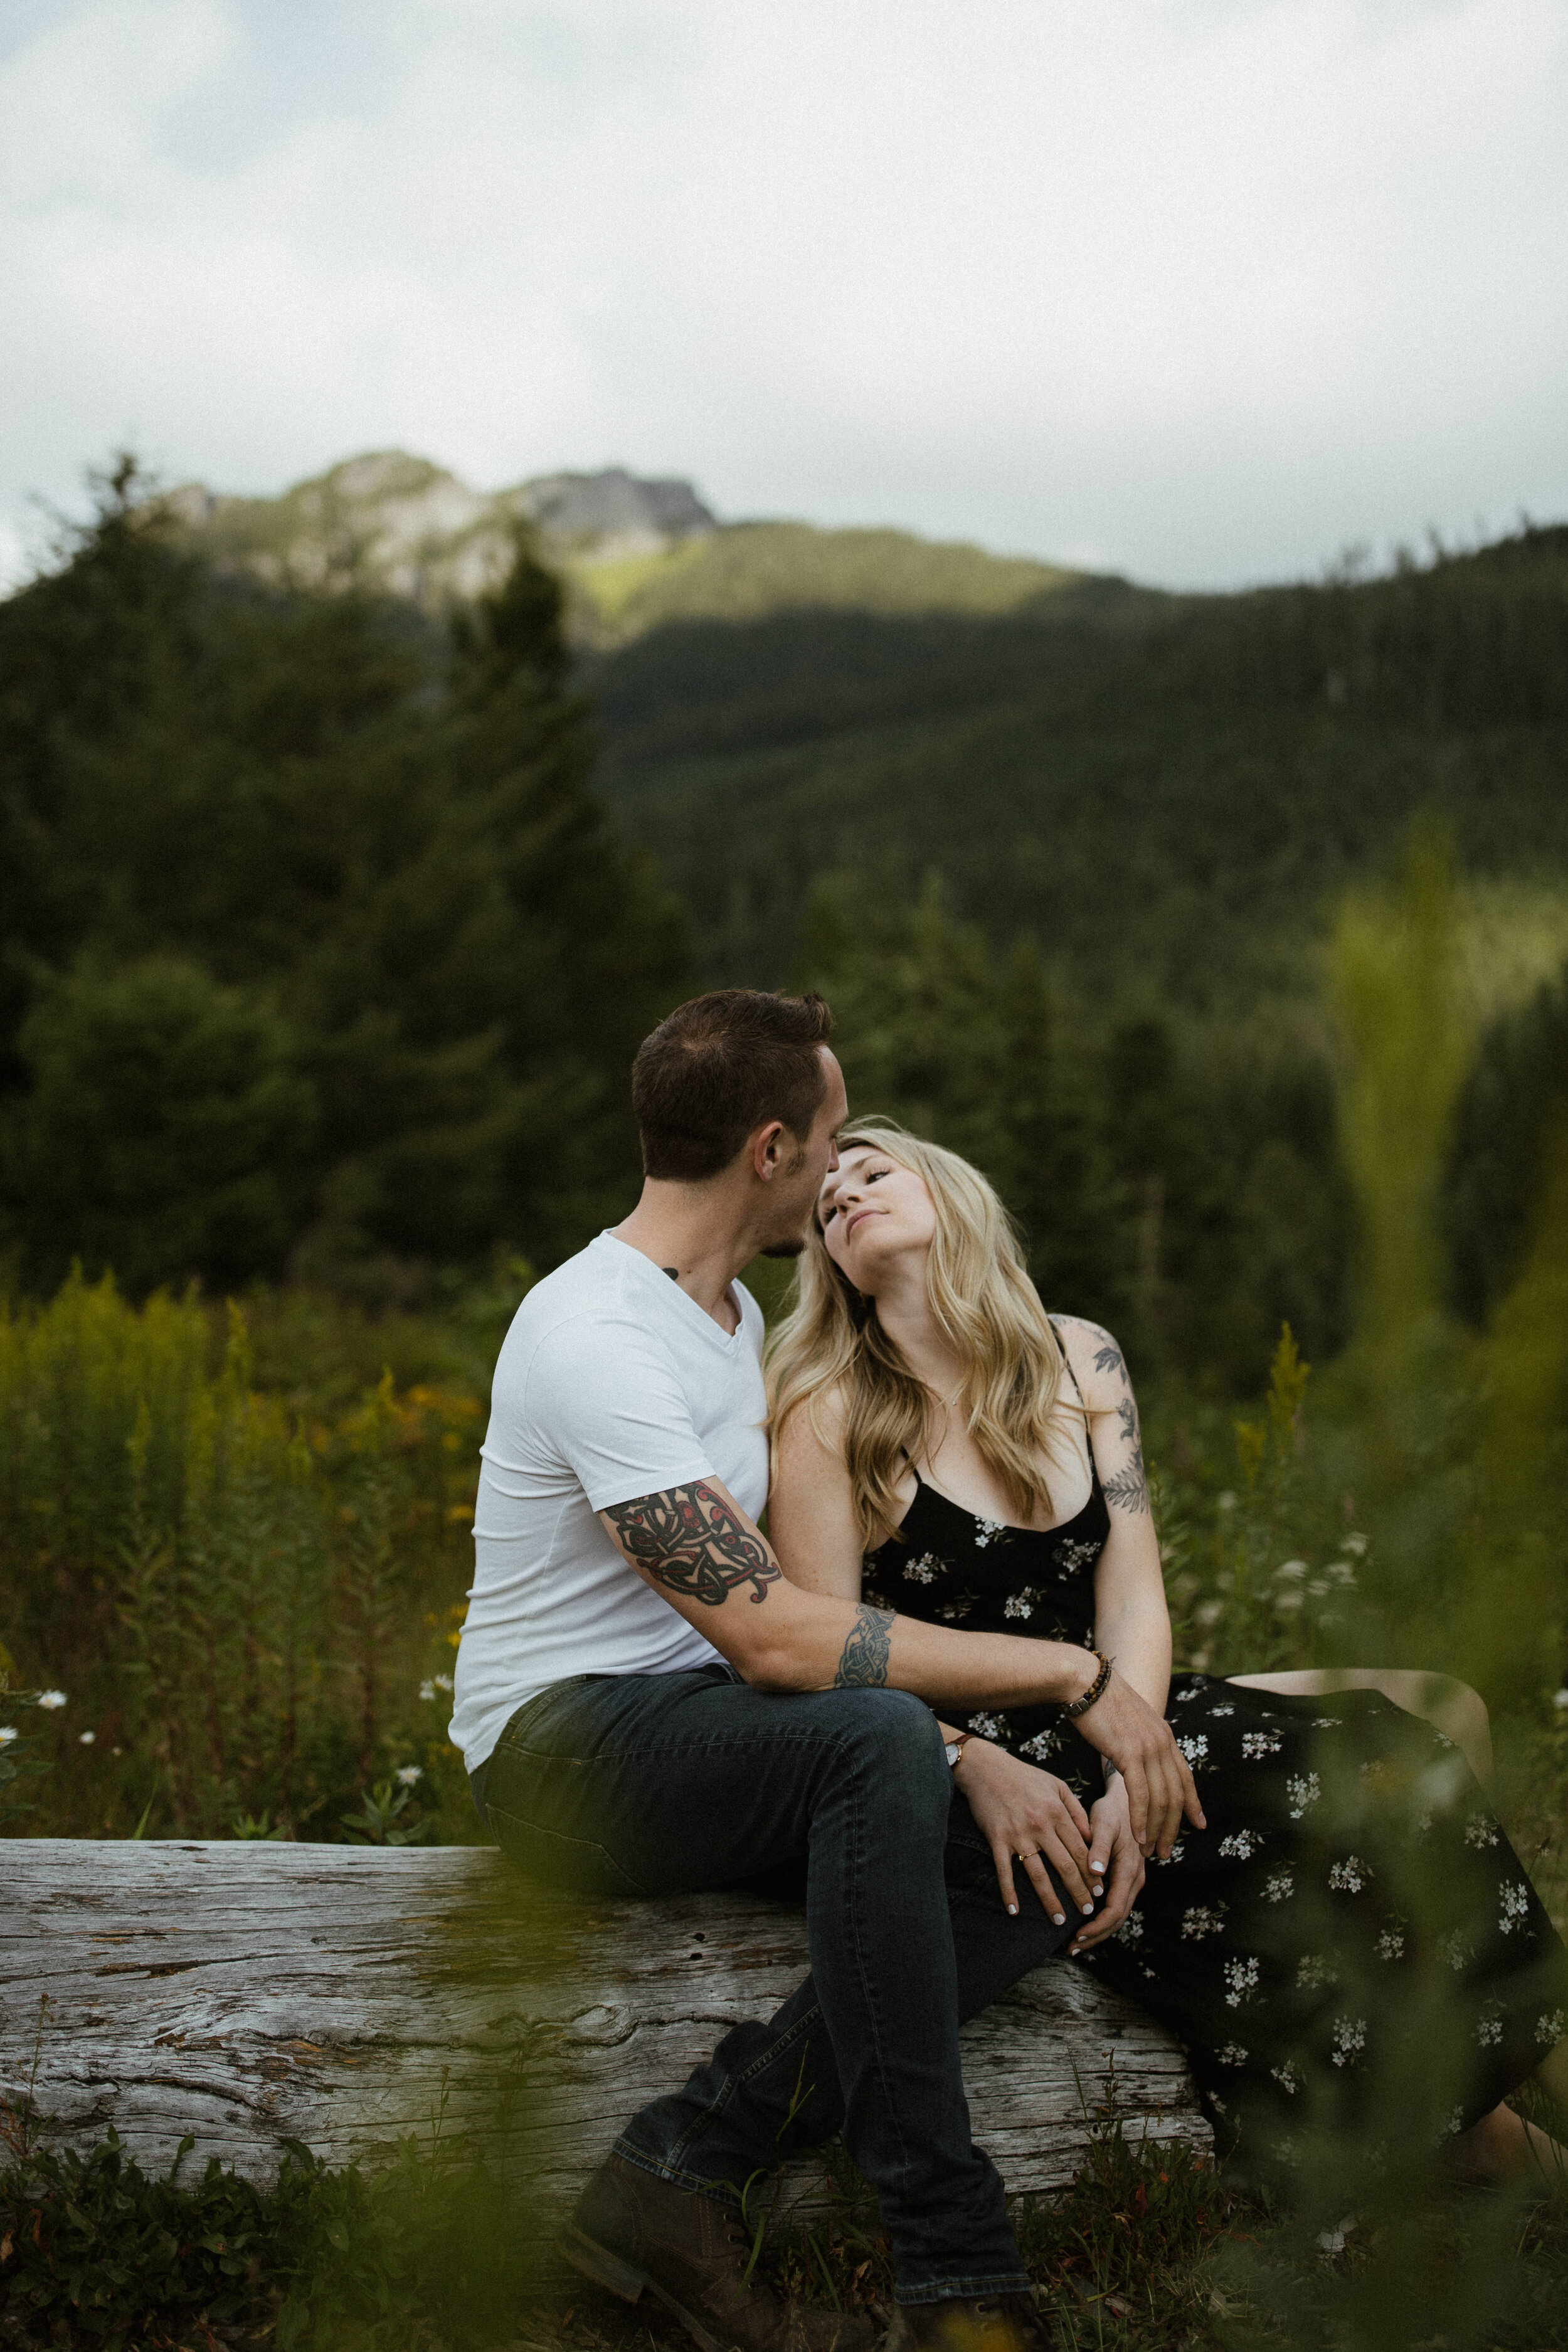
[339, 1776, 435, 1846]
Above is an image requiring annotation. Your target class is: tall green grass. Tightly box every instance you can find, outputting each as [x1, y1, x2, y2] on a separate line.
[1, 1273, 482, 1842]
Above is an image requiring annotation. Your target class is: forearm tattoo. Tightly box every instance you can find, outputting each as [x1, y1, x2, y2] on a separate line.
[1103, 1394, 1149, 1515]
[834, 1602, 893, 1687]
[604, 1481, 781, 1607]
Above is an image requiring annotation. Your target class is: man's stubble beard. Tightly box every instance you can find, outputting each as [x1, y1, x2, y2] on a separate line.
[759, 1234, 807, 1261]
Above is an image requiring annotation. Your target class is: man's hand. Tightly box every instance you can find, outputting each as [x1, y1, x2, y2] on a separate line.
[953, 1742, 1099, 1926]
[1071, 1668, 1205, 1858]
[1067, 1777, 1145, 1956]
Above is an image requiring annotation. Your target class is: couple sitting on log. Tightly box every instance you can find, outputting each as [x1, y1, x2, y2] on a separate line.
[450, 988, 1568, 2352]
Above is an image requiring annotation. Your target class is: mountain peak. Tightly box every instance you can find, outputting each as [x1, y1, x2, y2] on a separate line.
[157, 454, 718, 607]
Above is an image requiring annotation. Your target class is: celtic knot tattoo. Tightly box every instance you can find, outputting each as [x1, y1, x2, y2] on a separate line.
[834, 1603, 893, 1687]
[603, 1481, 781, 1607]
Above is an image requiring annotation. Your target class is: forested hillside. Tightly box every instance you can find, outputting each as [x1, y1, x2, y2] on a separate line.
[586, 526, 1568, 999]
[3, 459, 1567, 1392]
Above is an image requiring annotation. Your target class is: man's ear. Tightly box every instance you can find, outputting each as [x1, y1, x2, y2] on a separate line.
[751, 1119, 787, 1180]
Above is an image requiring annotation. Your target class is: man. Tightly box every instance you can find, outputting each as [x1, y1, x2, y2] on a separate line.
[451, 988, 1199, 2352]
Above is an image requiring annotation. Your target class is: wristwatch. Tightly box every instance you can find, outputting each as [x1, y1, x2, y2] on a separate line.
[944, 1734, 972, 1769]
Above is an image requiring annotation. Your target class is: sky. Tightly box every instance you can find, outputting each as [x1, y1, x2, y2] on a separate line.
[1, 0, 1565, 592]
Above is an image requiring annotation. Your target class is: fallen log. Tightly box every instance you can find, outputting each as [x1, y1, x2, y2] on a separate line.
[0, 1841, 1209, 2205]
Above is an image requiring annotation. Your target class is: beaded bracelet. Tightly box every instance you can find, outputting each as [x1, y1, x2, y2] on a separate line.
[1061, 1648, 1115, 1719]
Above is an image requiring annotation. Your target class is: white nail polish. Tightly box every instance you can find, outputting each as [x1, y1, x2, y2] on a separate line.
[1053, 1912, 1065, 1925]
[1081, 1902, 1094, 1914]
[1007, 1903, 1019, 1916]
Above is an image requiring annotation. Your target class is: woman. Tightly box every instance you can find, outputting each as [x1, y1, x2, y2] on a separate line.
[766, 1120, 1568, 2186]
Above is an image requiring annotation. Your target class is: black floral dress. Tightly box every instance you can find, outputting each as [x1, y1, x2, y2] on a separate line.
[864, 1449, 1568, 2173]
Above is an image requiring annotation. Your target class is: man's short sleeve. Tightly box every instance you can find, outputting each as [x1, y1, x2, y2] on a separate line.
[523, 1312, 716, 1512]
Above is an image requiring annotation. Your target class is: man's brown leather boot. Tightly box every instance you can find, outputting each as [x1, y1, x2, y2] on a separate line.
[882, 2292, 1052, 2352]
[564, 2152, 876, 2352]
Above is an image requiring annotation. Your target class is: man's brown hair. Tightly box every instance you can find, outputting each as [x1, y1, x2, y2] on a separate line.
[632, 990, 836, 1182]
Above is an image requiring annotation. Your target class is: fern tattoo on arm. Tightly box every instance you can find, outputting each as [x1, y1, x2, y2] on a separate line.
[834, 1603, 893, 1687]
[603, 1481, 781, 1606]
[1103, 1394, 1149, 1515]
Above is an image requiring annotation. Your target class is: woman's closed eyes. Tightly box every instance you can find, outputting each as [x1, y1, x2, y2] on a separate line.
[821, 1163, 893, 1224]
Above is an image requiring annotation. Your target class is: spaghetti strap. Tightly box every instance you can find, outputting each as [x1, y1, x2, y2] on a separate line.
[1047, 1316, 1088, 1407]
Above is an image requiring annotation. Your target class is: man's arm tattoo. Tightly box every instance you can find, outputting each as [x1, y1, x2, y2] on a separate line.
[603, 1481, 781, 1606]
[1104, 1396, 1148, 1514]
[834, 1602, 893, 1687]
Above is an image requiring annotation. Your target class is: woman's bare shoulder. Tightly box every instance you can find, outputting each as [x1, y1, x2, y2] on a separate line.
[1048, 1313, 1134, 1413]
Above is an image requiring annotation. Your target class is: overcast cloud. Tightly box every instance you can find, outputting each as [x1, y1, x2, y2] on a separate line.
[1, 0, 1564, 590]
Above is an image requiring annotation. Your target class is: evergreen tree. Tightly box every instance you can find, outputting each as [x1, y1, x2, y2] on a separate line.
[0, 472, 692, 1293]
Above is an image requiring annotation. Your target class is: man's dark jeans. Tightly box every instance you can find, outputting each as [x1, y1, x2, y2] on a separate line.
[474, 1665, 1076, 2306]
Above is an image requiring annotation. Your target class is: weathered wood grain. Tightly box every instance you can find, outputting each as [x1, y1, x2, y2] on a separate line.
[0, 1841, 1208, 2201]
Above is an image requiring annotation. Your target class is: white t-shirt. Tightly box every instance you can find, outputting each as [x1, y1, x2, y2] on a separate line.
[448, 1232, 769, 1773]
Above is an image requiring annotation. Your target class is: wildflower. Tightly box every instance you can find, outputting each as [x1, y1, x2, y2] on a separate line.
[1177, 1734, 1209, 1763]
[1297, 1954, 1333, 1992]
[79, 1730, 95, 1745]
[1271, 2063, 1301, 2096]
[1440, 2106, 1464, 2139]
[1114, 1911, 1145, 1941]
[1219, 1830, 1259, 1860]
[1217, 2042, 1249, 2066]
[1442, 1929, 1472, 1972]
[1328, 1856, 1370, 1894]
[1536, 2011, 1564, 2046]
[1209, 1703, 1234, 1717]
[1330, 2016, 1367, 2068]
[1019, 1729, 1057, 1763]
[1285, 1772, 1321, 1818]
[967, 1712, 1006, 1740]
[395, 1764, 422, 1786]
[1274, 1560, 1307, 1581]
[1194, 1600, 1224, 1628]
[1325, 1560, 1358, 1586]
[903, 1555, 940, 1583]
[0, 1727, 16, 1745]
[1476, 2013, 1503, 2048]
[1310, 1715, 1343, 1728]
[1376, 1930, 1406, 1961]
[1343, 1532, 1369, 1557]
[1003, 1592, 1035, 1620]
[37, 1690, 66, 1710]
[419, 1681, 437, 1702]
[1242, 1731, 1282, 1761]
[1181, 1904, 1226, 1939]
[1554, 1689, 1568, 1712]
[1274, 1589, 1304, 1613]
[1216, 1490, 1237, 1511]
[1464, 1813, 1498, 1850]
[1263, 1870, 1295, 1904]
[973, 1518, 1007, 1549]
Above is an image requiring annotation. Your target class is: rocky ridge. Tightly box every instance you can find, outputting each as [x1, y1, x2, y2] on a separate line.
[160, 452, 719, 609]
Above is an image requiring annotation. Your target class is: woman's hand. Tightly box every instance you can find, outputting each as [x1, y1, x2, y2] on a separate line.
[955, 1741, 1100, 1924]
[1071, 1668, 1205, 1858]
[1067, 1776, 1145, 1956]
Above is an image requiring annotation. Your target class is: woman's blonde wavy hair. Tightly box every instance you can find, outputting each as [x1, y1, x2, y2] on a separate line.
[765, 1118, 1078, 1552]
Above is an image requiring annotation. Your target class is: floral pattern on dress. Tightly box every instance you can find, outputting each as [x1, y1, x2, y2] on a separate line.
[863, 1417, 1568, 2176]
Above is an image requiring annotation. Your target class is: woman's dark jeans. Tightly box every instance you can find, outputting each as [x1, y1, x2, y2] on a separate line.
[474, 1665, 1076, 2306]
